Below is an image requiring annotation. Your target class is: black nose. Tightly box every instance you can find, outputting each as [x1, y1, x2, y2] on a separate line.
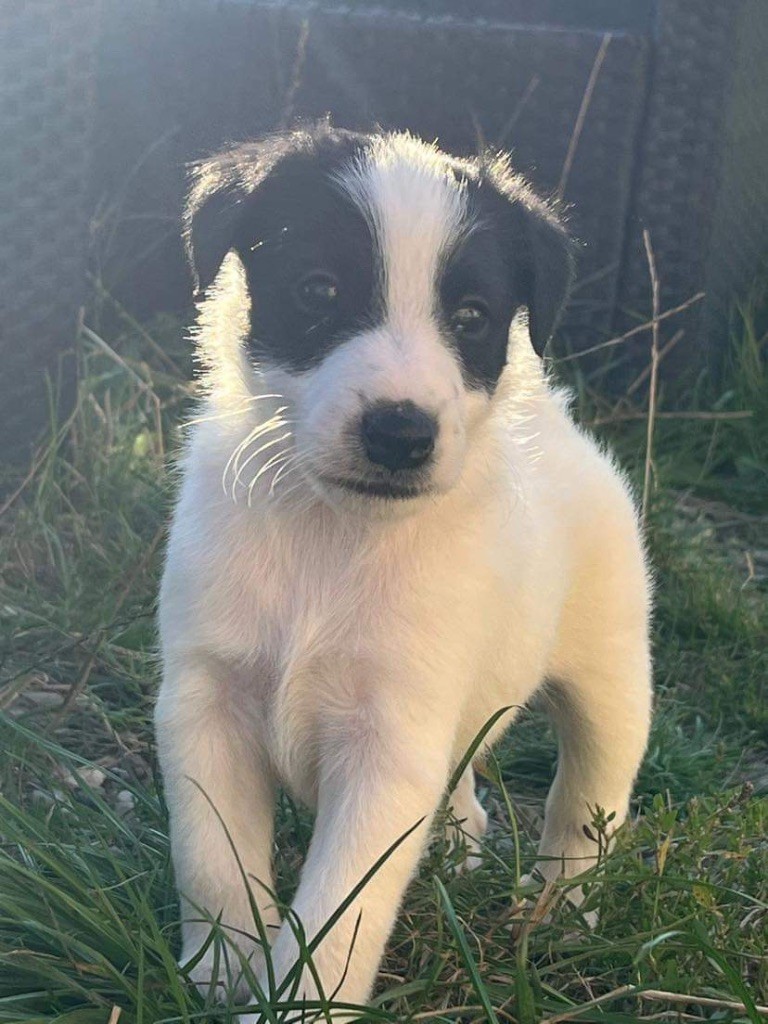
[361, 402, 437, 472]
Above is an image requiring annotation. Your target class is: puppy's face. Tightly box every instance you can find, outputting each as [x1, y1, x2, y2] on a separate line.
[187, 129, 573, 508]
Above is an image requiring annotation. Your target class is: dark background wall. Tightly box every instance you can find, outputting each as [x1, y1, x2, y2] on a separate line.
[88, 0, 768, 360]
[92, 0, 651, 340]
[2, 0, 768, 450]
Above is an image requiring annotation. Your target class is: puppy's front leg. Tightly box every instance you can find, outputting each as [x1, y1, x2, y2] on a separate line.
[264, 685, 457, 1013]
[155, 654, 280, 997]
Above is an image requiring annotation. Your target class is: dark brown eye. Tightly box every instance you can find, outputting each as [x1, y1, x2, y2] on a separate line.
[294, 271, 339, 314]
[451, 300, 490, 341]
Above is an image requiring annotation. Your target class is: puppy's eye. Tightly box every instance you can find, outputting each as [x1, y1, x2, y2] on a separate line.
[294, 271, 339, 314]
[451, 301, 490, 341]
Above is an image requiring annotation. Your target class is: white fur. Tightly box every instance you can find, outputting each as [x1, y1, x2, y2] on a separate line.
[156, 133, 652, 1016]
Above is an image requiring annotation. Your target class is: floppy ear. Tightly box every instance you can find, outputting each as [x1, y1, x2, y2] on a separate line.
[521, 205, 575, 355]
[485, 157, 576, 355]
[184, 167, 244, 296]
[183, 139, 285, 296]
[183, 125, 367, 295]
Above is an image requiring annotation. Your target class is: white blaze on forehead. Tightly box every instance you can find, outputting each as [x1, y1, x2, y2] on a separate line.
[337, 134, 468, 334]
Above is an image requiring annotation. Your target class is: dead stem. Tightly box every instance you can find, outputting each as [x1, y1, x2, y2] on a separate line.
[627, 329, 685, 396]
[539, 984, 636, 1024]
[641, 229, 660, 522]
[557, 33, 612, 200]
[639, 988, 768, 1018]
[557, 293, 705, 363]
[589, 410, 752, 427]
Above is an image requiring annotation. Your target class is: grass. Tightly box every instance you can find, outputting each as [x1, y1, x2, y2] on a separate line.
[0, 292, 766, 1024]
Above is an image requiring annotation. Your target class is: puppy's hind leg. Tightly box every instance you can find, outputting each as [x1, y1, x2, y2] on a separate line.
[155, 654, 280, 1001]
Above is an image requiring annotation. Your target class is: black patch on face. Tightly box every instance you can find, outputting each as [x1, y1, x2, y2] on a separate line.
[233, 153, 381, 371]
[437, 166, 575, 392]
[185, 126, 574, 381]
[438, 185, 522, 391]
[186, 126, 383, 372]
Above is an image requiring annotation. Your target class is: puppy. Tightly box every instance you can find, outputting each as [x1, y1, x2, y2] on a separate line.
[155, 125, 652, 1015]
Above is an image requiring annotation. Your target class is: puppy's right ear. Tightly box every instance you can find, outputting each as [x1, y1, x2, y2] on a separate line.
[183, 142, 279, 296]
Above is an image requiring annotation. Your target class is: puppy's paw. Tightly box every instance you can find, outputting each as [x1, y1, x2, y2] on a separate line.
[513, 873, 599, 930]
[453, 832, 484, 874]
[180, 939, 266, 1003]
[447, 798, 488, 873]
[238, 1010, 363, 1024]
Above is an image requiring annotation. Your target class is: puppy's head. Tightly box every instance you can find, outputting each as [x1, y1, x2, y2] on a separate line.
[187, 126, 573, 508]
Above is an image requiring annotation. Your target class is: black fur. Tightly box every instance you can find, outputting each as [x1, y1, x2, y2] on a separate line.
[185, 125, 574, 383]
[186, 126, 382, 372]
[444, 156, 575, 387]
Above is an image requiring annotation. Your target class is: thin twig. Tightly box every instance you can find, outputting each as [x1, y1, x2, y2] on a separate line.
[541, 985, 768, 1023]
[627, 329, 685, 396]
[556, 292, 705, 362]
[280, 18, 310, 130]
[496, 75, 540, 148]
[413, 1007, 485, 1021]
[641, 229, 660, 522]
[639, 988, 768, 1017]
[638, 1013, 699, 1021]
[107, 1007, 122, 1024]
[588, 410, 753, 428]
[557, 33, 612, 200]
[540, 984, 636, 1024]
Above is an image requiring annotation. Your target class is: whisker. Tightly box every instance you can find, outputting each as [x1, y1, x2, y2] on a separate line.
[223, 407, 289, 497]
[223, 428, 263, 497]
[269, 453, 305, 497]
[275, 475, 315, 511]
[186, 394, 285, 427]
[223, 417, 278, 488]
[276, 453, 316, 500]
[234, 431, 293, 500]
[263, 452, 296, 489]
[247, 444, 295, 506]
[230, 427, 289, 501]
[222, 436, 253, 495]
[252, 445, 294, 486]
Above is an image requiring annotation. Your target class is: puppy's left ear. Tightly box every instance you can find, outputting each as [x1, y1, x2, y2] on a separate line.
[487, 158, 576, 355]
[183, 140, 280, 296]
[184, 164, 244, 296]
[520, 204, 575, 355]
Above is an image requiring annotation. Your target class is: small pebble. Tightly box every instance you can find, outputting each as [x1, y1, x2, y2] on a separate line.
[115, 789, 135, 815]
[75, 767, 107, 789]
[24, 691, 65, 708]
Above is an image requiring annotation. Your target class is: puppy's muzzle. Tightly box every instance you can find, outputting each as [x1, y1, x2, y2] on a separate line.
[361, 401, 437, 472]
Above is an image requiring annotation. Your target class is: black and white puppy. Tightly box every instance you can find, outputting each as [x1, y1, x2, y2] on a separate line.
[156, 125, 652, 1015]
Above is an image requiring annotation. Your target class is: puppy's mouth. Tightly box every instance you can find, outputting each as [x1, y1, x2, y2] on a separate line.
[321, 475, 430, 501]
